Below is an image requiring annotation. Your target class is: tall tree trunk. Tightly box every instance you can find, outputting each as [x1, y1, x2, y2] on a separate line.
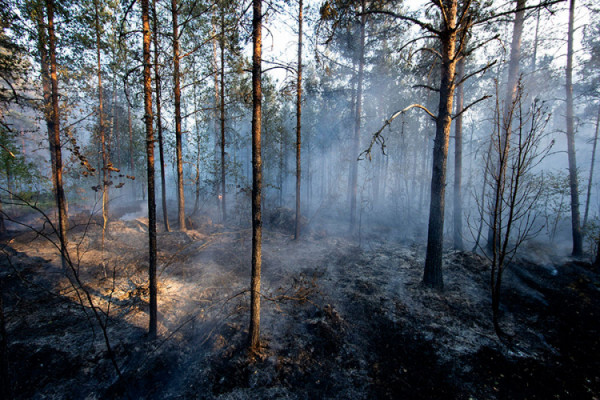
[172, 0, 186, 230]
[423, 0, 458, 290]
[295, 0, 303, 240]
[584, 105, 600, 229]
[453, 55, 465, 250]
[249, 0, 263, 355]
[566, 0, 583, 256]
[193, 64, 202, 214]
[94, 0, 109, 243]
[142, 0, 158, 339]
[153, 0, 170, 232]
[46, 0, 68, 268]
[349, 0, 366, 233]
[532, 5, 541, 73]
[35, 7, 58, 203]
[211, 14, 221, 217]
[220, 10, 227, 223]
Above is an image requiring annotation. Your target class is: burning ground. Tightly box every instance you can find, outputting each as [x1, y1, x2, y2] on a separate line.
[1, 204, 599, 399]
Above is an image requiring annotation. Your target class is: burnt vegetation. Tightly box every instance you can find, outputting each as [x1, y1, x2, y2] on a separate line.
[0, 0, 599, 399]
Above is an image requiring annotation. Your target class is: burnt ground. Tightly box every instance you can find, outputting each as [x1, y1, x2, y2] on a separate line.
[0, 203, 599, 399]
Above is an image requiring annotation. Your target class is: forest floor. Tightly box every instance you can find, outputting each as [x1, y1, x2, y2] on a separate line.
[1, 201, 599, 399]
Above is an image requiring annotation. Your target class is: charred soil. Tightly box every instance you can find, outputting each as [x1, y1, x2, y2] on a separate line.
[0, 206, 599, 399]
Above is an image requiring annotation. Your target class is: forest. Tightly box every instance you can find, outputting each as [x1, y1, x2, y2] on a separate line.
[0, 0, 599, 398]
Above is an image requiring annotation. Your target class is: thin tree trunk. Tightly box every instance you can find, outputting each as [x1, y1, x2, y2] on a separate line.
[566, 0, 583, 256]
[453, 55, 465, 250]
[211, 14, 220, 217]
[294, 0, 303, 240]
[94, 0, 109, 243]
[249, 0, 263, 356]
[584, 105, 600, 228]
[349, 0, 366, 233]
[423, 0, 458, 290]
[153, 0, 170, 232]
[193, 64, 201, 214]
[46, 0, 68, 269]
[532, 5, 541, 73]
[172, 0, 186, 230]
[220, 10, 227, 223]
[142, 0, 158, 339]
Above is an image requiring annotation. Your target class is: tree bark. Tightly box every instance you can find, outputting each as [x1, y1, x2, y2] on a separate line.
[295, 0, 303, 240]
[142, 0, 158, 339]
[349, 0, 366, 233]
[423, 0, 458, 290]
[46, 0, 68, 268]
[172, 0, 186, 231]
[153, 0, 170, 232]
[453, 55, 465, 250]
[566, 0, 583, 256]
[584, 105, 600, 229]
[249, 0, 263, 356]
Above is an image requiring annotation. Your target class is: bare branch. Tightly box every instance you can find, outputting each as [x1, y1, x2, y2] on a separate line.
[360, 104, 437, 161]
[453, 95, 492, 120]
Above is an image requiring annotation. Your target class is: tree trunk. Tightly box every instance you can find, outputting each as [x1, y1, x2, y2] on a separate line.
[423, 0, 458, 290]
[94, 0, 109, 243]
[142, 0, 158, 339]
[172, 0, 186, 231]
[211, 13, 221, 217]
[349, 0, 366, 233]
[249, 0, 263, 356]
[46, 0, 68, 268]
[294, 0, 303, 240]
[453, 55, 465, 250]
[584, 105, 600, 229]
[153, 0, 170, 232]
[35, 7, 58, 204]
[566, 0, 583, 256]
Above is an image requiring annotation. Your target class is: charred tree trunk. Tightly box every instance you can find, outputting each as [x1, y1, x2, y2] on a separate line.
[584, 105, 600, 229]
[94, 0, 110, 243]
[453, 55, 465, 250]
[46, 0, 68, 267]
[172, 0, 186, 231]
[220, 10, 227, 223]
[423, 0, 458, 290]
[142, 0, 158, 339]
[249, 0, 263, 356]
[153, 0, 170, 232]
[566, 0, 583, 256]
[349, 0, 366, 233]
[294, 0, 303, 240]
